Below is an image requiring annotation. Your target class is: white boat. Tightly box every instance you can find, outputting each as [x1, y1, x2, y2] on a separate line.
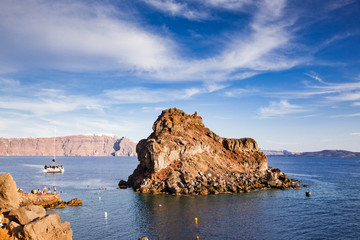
[44, 161, 64, 173]
[44, 128, 64, 173]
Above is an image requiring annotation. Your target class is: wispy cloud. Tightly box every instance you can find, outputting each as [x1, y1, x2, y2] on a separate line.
[351, 132, 360, 136]
[206, 0, 251, 10]
[0, 89, 104, 116]
[104, 87, 202, 104]
[331, 113, 360, 118]
[224, 88, 259, 97]
[0, 77, 20, 89]
[258, 100, 305, 118]
[0, 0, 307, 83]
[305, 71, 327, 84]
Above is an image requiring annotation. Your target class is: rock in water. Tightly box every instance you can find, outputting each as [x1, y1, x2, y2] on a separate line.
[127, 108, 298, 195]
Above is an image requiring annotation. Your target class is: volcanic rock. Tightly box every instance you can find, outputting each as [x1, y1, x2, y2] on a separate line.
[127, 108, 298, 195]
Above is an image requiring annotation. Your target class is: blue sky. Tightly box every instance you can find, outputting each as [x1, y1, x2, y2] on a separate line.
[0, 0, 360, 152]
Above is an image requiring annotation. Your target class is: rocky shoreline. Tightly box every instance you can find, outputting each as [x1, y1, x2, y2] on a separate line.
[1, 173, 81, 239]
[122, 108, 300, 195]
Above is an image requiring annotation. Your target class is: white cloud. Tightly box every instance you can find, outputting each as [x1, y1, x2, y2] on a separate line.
[258, 100, 305, 118]
[351, 132, 360, 136]
[143, 0, 209, 20]
[0, 0, 177, 72]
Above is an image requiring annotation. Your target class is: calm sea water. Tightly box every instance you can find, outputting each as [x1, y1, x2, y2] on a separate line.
[1, 156, 359, 240]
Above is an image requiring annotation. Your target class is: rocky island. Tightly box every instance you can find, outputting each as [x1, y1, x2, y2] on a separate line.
[125, 108, 299, 195]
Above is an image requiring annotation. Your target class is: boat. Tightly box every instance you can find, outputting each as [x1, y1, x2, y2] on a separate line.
[44, 128, 64, 173]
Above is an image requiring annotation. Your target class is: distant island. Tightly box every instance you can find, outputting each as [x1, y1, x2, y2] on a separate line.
[0, 135, 137, 156]
[1, 134, 358, 158]
[260, 149, 360, 157]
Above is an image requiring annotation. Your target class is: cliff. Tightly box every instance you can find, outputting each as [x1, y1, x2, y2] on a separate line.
[0, 135, 136, 157]
[126, 108, 299, 195]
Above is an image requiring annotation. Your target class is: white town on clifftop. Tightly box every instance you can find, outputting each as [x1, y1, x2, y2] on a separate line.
[0, 0, 359, 152]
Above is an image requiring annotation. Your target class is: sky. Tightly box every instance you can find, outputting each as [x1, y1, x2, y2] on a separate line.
[0, 0, 360, 152]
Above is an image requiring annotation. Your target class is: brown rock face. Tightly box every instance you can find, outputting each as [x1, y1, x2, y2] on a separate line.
[127, 108, 298, 195]
[0, 173, 19, 211]
[0, 135, 136, 156]
[8, 205, 46, 225]
[22, 214, 72, 240]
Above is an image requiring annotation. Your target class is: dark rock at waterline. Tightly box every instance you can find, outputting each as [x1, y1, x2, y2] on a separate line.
[127, 108, 300, 195]
[118, 180, 128, 189]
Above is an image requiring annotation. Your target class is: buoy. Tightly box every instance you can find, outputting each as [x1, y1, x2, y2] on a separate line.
[159, 204, 162, 207]
[194, 217, 198, 224]
[104, 212, 108, 218]
[306, 192, 311, 197]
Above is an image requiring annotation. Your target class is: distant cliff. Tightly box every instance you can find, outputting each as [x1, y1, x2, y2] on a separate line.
[261, 149, 360, 157]
[0, 135, 137, 156]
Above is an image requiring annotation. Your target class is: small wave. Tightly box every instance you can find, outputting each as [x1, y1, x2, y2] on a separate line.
[23, 164, 45, 169]
[287, 173, 318, 177]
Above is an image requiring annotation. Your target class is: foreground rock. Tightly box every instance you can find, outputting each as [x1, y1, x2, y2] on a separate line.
[0, 173, 73, 239]
[126, 108, 299, 195]
[0, 173, 19, 211]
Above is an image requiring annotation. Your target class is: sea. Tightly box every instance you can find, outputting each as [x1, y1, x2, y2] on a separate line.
[1, 156, 359, 240]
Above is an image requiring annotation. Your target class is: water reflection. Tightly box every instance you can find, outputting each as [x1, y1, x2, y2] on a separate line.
[132, 191, 282, 240]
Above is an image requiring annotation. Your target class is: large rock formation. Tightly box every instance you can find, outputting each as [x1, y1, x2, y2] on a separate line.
[126, 108, 299, 195]
[0, 135, 136, 156]
[0, 173, 73, 240]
